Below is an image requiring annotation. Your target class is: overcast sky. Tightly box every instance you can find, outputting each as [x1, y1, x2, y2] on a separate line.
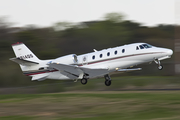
[0, 0, 176, 27]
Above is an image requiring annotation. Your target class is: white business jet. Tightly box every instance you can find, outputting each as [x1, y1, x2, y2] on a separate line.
[10, 42, 173, 86]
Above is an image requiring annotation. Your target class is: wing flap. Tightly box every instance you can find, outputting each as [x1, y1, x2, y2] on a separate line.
[10, 57, 39, 66]
[60, 71, 79, 79]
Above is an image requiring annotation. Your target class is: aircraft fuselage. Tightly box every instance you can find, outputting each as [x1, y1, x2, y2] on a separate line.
[10, 42, 173, 86]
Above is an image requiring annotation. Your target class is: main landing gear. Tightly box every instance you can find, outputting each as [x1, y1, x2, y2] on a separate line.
[81, 78, 88, 85]
[79, 74, 112, 86]
[104, 74, 111, 86]
[80, 74, 88, 85]
[154, 59, 163, 70]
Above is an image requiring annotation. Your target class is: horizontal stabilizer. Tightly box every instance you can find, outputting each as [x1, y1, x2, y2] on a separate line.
[10, 57, 39, 66]
[31, 73, 49, 81]
[117, 68, 142, 72]
[48, 63, 109, 79]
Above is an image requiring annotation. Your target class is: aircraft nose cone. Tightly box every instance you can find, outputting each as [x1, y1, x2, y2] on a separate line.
[167, 49, 173, 55]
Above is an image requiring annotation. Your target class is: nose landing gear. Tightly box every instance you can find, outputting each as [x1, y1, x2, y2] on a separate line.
[158, 65, 163, 70]
[154, 59, 163, 70]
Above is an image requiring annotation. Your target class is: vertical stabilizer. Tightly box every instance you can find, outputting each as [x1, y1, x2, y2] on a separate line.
[11, 42, 40, 62]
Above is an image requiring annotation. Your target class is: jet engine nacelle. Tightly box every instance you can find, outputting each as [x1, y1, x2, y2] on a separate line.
[52, 54, 78, 65]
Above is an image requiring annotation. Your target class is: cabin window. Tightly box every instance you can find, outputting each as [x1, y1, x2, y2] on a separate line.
[139, 45, 144, 49]
[122, 49, 125, 53]
[92, 55, 95, 59]
[114, 50, 117, 55]
[136, 46, 139, 50]
[107, 52, 110, 56]
[100, 54, 103, 58]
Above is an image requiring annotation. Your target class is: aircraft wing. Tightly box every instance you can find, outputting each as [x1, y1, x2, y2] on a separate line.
[9, 58, 39, 66]
[48, 63, 109, 79]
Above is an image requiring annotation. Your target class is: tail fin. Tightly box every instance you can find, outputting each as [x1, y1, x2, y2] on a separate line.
[10, 42, 49, 81]
[11, 42, 40, 62]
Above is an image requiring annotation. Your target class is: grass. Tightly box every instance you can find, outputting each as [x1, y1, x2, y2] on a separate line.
[0, 91, 180, 120]
[0, 76, 179, 94]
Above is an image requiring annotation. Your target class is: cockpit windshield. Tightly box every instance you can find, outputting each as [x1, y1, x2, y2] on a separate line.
[137, 44, 152, 49]
[142, 44, 152, 48]
[139, 45, 144, 49]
